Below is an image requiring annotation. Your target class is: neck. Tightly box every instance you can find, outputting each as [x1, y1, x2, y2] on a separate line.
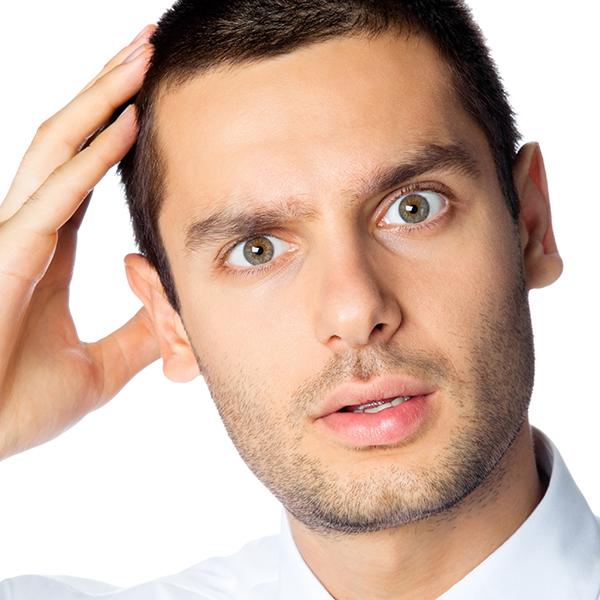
[288, 422, 544, 600]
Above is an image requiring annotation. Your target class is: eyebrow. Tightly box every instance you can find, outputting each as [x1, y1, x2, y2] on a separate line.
[349, 142, 481, 203]
[185, 201, 317, 253]
[184, 142, 480, 253]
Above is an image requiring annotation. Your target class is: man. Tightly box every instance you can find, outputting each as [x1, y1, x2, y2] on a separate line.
[0, 1, 598, 599]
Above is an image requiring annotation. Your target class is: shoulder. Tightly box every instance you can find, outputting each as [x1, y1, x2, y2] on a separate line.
[176, 533, 281, 598]
[0, 534, 281, 600]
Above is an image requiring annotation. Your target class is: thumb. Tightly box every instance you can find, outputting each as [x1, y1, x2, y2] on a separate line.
[89, 307, 161, 405]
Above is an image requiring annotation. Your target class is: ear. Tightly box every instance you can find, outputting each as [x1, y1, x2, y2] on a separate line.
[124, 253, 200, 383]
[513, 142, 563, 290]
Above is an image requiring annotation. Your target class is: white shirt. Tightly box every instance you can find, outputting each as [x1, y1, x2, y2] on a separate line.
[2, 431, 599, 599]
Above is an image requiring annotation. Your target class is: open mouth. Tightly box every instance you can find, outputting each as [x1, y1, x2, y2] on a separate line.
[338, 396, 412, 414]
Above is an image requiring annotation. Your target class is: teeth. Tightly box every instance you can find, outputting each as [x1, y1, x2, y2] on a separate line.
[392, 396, 411, 406]
[354, 396, 411, 414]
[364, 403, 392, 414]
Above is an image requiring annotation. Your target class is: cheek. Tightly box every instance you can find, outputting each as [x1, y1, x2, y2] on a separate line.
[178, 276, 319, 385]
[396, 216, 523, 361]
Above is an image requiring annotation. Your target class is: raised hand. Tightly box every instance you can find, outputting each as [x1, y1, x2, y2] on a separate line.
[0, 26, 161, 460]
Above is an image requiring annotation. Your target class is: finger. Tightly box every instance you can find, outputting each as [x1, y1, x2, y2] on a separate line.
[20, 193, 94, 294]
[78, 24, 156, 96]
[15, 104, 138, 234]
[89, 307, 161, 405]
[0, 44, 152, 220]
[0, 106, 138, 288]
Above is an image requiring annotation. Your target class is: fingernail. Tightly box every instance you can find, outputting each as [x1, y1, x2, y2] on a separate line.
[131, 25, 150, 44]
[123, 44, 147, 64]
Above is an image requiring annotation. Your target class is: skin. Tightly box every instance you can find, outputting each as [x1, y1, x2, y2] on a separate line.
[0, 27, 159, 460]
[125, 33, 562, 599]
[0, 24, 562, 600]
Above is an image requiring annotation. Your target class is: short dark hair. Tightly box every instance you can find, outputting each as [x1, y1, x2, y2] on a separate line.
[119, 0, 521, 312]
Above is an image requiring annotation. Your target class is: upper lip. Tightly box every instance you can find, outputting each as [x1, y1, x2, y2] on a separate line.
[315, 375, 436, 419]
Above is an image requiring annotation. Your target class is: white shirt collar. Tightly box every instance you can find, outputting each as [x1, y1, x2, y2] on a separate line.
[277, 430, 600, 599]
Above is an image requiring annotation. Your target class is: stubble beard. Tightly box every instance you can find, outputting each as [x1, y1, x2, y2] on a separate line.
[194, 272, 535, 535]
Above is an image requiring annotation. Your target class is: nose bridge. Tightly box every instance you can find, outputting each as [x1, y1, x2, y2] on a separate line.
[312, 230, 402, 349]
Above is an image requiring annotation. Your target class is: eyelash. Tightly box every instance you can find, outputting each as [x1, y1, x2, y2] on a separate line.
[222, 258, 277, 279]
[377, 181, 452, 233]
[217, 231, 296, 278]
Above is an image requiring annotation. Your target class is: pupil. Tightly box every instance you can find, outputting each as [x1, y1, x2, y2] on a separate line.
[251, 245, 264, 255]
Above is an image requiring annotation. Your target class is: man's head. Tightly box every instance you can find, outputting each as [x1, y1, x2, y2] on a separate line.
[120, 0, 522, 313]
[122, 1, 562, 534]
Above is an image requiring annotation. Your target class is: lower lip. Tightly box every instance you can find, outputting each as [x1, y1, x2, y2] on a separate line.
[318, 395, 431, 447]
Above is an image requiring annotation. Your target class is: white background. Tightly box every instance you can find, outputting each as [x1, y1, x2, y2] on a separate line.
[0, 0, 598, 588]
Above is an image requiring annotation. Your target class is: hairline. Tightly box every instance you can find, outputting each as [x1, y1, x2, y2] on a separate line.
[136, 26, 520, 311]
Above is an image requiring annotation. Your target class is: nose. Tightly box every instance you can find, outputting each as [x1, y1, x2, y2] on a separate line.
[312, 240, 402, 349]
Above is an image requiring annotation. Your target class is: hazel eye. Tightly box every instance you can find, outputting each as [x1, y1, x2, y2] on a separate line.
[383, 191, 445, 225]
[228, 235, 288, 267]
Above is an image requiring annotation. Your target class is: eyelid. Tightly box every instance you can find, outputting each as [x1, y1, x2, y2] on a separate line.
[383, 180, 452, 206]
[220, 232, 298, 275]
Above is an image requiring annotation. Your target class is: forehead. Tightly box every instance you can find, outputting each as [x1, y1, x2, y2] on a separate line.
[155, 33, 491, 228]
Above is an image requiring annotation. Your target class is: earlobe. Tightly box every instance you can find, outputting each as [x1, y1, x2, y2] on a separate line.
[513, 142, 563, 290]
[124, 253, 200, 383]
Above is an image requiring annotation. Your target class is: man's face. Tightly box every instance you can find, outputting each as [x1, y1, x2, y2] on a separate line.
[154, 33, 534, 532]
